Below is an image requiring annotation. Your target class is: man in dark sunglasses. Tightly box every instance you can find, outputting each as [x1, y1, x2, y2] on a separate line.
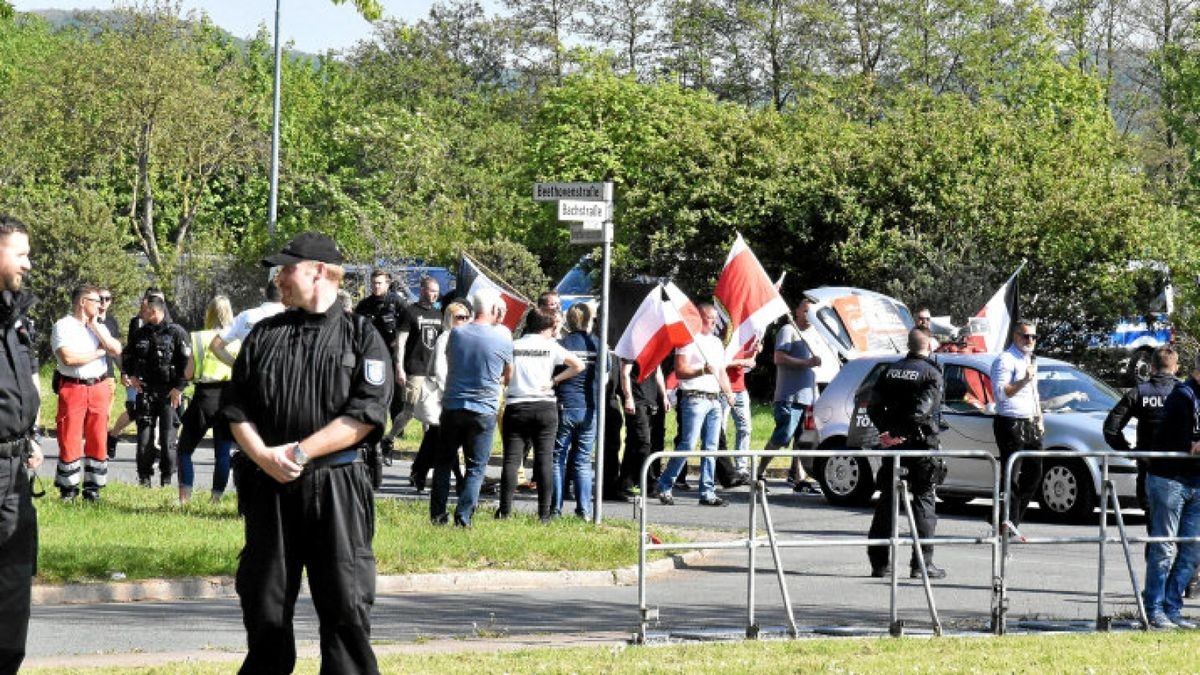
[990, 319, 1043, 531]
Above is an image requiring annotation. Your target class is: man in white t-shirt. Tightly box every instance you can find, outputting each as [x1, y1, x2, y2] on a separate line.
[210, 282, 285, 367]
[52, 284, 123, 502]
[655, 303, 736, 507]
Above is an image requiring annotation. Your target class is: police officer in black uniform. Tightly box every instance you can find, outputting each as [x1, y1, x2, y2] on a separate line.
[123, 296, 189, 487]
[1104, 345, 1179, 521]
[223, 232, 392, 675]
[0, 215, 42, 673]
[353, 268, 406, 452]
[866, 328, 947, 579]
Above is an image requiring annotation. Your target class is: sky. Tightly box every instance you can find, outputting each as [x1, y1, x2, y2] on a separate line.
[11, 1, 461, 54]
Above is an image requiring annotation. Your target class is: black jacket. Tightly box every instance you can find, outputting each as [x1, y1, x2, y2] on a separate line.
[0, 291, 39, 440]
[867, 352, 944, 445]
[1103, 372, 1177, 451]
[354, 292, 407, 349]
[1151, 377, 1200, 479]
[124, 320, 190, 393]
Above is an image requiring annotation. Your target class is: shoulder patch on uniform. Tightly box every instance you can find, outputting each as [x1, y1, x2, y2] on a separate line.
[364, 359, 386, 386]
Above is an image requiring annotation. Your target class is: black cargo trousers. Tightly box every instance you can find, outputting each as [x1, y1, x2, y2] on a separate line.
[0, 455, 36, 675]
[233, 453, 378, 675]
[867, 439, 943, 572]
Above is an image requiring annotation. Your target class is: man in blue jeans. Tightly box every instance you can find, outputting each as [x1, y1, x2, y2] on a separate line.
[430, 287, 512, 527]
[657, 304, 736, 507]
[1143, 349, 1200, 630]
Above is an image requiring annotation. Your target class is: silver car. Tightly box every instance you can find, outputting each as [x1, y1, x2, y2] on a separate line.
[807, 353, 1139, 523]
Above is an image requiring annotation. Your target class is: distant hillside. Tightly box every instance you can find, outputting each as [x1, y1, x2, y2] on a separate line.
[24, 7, 322, 61]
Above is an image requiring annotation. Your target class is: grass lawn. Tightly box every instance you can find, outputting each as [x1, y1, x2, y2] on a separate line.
[24, 631, 1200, 673]
[36, 483, 673, 584]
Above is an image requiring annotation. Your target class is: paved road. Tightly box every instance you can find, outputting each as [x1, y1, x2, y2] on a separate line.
[26, 437, 1156, 662]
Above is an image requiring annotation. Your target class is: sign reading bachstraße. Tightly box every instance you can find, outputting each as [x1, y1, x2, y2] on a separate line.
[557, 200, 612, 222]
[533, 182, 607, 202]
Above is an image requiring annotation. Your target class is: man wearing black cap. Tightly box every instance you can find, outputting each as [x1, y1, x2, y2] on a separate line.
[123, 296, 190, 487]
[222, 231, 392, 674]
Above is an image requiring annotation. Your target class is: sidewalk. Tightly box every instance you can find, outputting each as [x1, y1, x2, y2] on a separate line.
[31, 551, 710, 605]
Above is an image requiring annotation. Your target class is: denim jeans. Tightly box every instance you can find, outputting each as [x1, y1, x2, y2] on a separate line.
[721, 391, 751, 473]
[657, 394, 720, 500]
[430, 408, 497, 527]
[553, 407, 596, 518]
[1143, 473, 1200, 616]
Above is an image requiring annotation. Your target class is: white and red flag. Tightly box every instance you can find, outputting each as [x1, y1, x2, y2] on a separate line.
[966, 263, 1023, 352]
[713, 233, 790, 359]
[615, 283, 701, 382]
[457, 252, 530, 332]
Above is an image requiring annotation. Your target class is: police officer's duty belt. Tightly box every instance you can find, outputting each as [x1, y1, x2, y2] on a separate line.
[0, 438, 28, 459]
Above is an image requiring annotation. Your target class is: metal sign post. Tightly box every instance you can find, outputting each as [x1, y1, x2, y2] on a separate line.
[593, 182, 613, 524]
[534, 180, 614, 524]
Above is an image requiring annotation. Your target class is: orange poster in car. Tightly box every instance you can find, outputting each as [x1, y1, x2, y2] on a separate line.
[831, 296, 869, 352]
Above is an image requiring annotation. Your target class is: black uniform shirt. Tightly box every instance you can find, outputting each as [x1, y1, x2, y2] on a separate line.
[867, 352, 944, 443]
[0, 291, 39, 440]
[124, 320, 190, 393]
[102, 315, 120, 379]
[223, 303, 393, 447]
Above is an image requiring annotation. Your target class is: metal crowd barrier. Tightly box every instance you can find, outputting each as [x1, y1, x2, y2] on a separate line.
[998, 449, 1200, 634]
[637, 447, 1200, 642]
[636, 448, 1000, 643]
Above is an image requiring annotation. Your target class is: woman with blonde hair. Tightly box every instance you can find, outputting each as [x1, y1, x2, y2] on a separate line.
[553, 301, 604, 518]
[177, 295, 236, 504]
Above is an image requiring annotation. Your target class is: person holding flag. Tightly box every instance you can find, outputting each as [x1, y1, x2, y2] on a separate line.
[654, 303, 736, 507]
[757, 300, 822, 492]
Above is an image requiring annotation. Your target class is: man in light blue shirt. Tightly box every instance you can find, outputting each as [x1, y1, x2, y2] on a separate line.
[430, 287, 513, 527]
[990, 319, 1041, 529]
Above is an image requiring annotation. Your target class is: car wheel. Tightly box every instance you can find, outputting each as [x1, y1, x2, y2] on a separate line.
[1037, 459, 1097, 524]
[1124, 348, 1153, 386]
[814, 438, 875, 506]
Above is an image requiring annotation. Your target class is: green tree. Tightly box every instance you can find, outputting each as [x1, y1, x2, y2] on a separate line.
[2, 188, 147, 355]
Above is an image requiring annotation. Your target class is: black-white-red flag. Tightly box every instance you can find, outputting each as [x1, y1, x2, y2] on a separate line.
[966, 263, 1023, 352]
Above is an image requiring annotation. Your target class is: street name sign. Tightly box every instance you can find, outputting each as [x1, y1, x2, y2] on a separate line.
[569, 221, 610, 245]
[557, 200, 612, 222]
[533, 182, 607, 202]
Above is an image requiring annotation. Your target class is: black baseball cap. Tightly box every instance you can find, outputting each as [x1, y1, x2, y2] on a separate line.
[261, 231, 344, 267]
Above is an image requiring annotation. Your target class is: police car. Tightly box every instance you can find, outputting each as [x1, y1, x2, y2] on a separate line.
[806, 352, 1140, 523]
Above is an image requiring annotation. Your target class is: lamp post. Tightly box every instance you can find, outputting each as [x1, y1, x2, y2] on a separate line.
[267, 0, 283, 237]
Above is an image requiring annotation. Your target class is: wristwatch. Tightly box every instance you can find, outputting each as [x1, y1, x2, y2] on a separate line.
[290, 443, 309, 467]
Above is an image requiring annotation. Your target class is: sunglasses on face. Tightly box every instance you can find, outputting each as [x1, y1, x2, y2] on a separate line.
[1020, 333, 1038, 340]
[99, 295, 112, 302]
[453, 314, 470, 321]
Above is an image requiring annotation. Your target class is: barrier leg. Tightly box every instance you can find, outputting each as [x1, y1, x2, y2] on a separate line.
[757, 482, 799, 637]
[890, 465, 901, 636]
[901, 480, 943, 636]
[746, 476, 760, 639]
[1096, 461, 1110, 631]
[637, 463, 650, 643]
[1107, 483, 1150, 631]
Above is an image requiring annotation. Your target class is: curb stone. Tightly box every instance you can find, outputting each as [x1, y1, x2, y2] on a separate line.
[31, 549, 711, 606]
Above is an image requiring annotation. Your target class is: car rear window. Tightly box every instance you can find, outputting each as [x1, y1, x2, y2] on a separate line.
[817, 307, 854, 351]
